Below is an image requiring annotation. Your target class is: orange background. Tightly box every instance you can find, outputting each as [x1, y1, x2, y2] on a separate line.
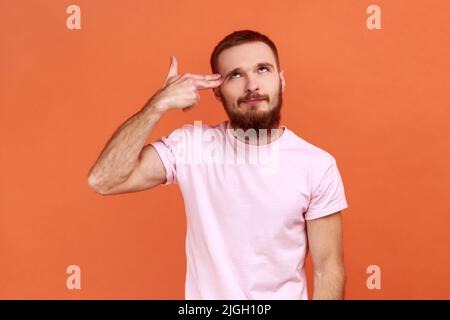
[1, 0, 450, 299]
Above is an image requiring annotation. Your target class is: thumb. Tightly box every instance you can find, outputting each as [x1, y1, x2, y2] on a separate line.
[165, 55, 178, 82]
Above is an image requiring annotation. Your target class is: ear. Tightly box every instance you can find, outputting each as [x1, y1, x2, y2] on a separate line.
[213, 87, 222, 102]
[280, 70, 286, 92]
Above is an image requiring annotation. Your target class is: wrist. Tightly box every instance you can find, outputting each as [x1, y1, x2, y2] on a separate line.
[144, 95, 168, 115]
[142, 100, 166, 123]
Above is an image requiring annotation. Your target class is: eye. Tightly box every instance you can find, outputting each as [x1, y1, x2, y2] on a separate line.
[229, 66, 270, 79]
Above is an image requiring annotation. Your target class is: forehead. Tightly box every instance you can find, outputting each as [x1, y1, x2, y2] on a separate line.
[216, 41, 277, 74]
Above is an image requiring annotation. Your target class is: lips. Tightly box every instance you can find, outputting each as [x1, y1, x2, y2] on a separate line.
[242, 98, 265, 104]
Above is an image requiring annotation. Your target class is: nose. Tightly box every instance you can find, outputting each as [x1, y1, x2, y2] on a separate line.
[245, 74, 260, 93]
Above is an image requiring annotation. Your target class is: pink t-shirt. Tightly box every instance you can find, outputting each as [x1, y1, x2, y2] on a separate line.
[151, 120, 348, 300]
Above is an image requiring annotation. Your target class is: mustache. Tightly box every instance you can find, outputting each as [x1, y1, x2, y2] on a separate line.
[238, 94, 269, 103]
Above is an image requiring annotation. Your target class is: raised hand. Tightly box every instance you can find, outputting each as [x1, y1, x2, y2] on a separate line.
[151, 56, 223, 113]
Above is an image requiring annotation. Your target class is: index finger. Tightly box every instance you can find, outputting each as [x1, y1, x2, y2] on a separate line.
[193, 78, 224, 90]
[184, 73, 222, 81]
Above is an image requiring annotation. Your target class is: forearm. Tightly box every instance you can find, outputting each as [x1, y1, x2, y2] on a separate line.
[87, 101, 163, 192]
[312, 265, 345, 300]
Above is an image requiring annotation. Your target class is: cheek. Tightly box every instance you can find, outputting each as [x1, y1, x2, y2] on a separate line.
[221, 84, 241, 100]
[267, 79, 281, 96]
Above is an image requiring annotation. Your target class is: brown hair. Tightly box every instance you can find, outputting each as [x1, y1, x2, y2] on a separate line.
[210, 30, 280, 74]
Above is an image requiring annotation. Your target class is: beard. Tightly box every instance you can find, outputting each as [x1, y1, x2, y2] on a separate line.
[219, 82, 283, 134]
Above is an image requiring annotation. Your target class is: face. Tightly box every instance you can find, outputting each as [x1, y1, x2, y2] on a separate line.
[213, 41, 286, 133]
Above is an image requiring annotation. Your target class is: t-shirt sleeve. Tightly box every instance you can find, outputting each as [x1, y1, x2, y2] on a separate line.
[150, 126, 191, 185]
[304, 157, 348, 220]
[150, 135, 177, 185]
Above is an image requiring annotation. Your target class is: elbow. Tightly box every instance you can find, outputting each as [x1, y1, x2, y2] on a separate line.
[314, 260, 345, 280]
[87, 174, 111, 196]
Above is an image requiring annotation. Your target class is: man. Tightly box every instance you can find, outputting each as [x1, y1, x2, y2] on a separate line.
[87, 30, 349, 300]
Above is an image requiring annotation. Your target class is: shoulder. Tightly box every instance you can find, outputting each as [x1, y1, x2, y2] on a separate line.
[172, 120, 225, 135]
[161, 120, 225, 148]
[285, 129, 336, 165]
[283, 129, 340, 189]
[284, 130, 344, 194]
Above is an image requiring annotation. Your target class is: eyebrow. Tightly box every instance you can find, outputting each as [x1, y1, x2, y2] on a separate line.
[223, 62, 275, 79]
